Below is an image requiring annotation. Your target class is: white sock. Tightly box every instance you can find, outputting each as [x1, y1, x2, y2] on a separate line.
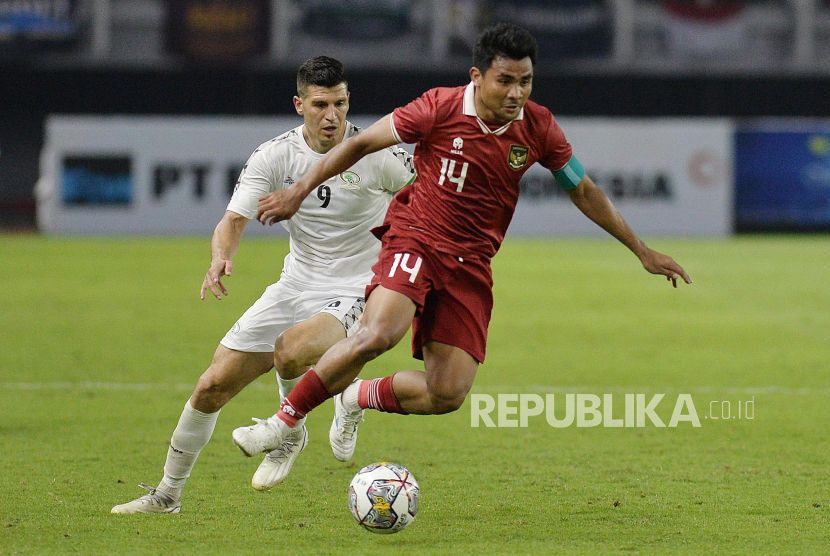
[277, 372, 306, 400]
[341, 379, 362, 412]
[158, 399, 219, 498]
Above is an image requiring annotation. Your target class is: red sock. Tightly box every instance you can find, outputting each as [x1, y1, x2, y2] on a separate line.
[357, 374, 408, 415]
[277, 369, 332, 427]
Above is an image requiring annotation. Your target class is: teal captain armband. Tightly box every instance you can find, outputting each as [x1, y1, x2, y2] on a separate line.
[552, 155, 586, 190]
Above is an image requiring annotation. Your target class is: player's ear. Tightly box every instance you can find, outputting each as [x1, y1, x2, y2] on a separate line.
[470, 66, 482, 86]
[293, 96, 304, 116]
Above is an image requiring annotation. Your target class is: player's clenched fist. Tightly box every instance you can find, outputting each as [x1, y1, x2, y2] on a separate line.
[200, 259, 234, 300]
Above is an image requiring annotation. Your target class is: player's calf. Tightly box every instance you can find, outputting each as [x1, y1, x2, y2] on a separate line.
[425, 388, 468, 414]
[418, 343, 478, 414]
[424, 372, 472, 414]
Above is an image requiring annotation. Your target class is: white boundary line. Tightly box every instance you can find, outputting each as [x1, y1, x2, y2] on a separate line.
[0, 381, 274, 391]
[1, 382, 828, 396]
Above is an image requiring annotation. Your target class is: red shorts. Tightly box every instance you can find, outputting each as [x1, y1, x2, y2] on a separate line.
[366, 231, 493, 363]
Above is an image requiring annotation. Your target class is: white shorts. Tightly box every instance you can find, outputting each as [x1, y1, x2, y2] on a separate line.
[220, 281, 365, 353]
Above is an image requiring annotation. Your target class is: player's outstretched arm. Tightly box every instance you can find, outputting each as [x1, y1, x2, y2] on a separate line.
[567, 174, 692, 288]
[201, 210, 249, 300]
[256, 114, 400, 226]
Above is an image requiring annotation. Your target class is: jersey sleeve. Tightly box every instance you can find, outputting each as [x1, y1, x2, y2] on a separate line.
[377, 146, 416, 193]
[226, 145, 282, 219]
[390, 89, 439, 144]
[536, 113, 574, 173]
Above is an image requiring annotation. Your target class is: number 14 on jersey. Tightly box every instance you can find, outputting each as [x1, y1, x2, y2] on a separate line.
[438, 157, 469, 192]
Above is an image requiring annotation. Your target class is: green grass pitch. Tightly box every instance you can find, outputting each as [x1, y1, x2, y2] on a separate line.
[1, 234, 828, 554]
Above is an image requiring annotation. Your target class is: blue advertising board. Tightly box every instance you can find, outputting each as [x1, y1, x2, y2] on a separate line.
[735, 124, 830, 231]
[0, 0, 78, 52]
[62, 156, 133, 206]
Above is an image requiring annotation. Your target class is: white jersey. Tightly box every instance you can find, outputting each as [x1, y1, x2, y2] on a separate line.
[227, 122, 415, 297]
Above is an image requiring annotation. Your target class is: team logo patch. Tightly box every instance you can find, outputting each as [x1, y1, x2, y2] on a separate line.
[339, 171, 361, 190]
[230, 322, 241, 335]
[508, 144, 529, 171]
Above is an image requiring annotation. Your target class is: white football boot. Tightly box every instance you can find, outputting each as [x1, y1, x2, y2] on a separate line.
[232, 416, 290, 457]
[111, 483, 181, 514]
[329, 383, 365, 462]
[251, 424, 308, 491]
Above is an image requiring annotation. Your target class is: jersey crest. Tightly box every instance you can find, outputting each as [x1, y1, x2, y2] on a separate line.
[339, 170, 362, 190]
[508, 144, 529, 171]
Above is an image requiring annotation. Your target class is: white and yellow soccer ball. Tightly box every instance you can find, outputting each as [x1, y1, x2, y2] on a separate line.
[348, 462, 419, 534]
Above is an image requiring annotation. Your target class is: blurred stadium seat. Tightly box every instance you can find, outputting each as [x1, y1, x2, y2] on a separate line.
[2, 0, 826, 71]
[299, 0, 413, 40]
[485, 0, 613, 59]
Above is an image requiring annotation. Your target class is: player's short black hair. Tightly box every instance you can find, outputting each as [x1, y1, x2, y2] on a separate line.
[296, 56, 347, 97]
[473, 23, 538, 72]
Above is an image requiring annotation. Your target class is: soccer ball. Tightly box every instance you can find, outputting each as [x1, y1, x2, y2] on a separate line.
[348, 462, 419, 534]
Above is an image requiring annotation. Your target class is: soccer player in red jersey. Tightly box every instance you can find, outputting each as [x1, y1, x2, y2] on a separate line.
[231, 23, 692, 459]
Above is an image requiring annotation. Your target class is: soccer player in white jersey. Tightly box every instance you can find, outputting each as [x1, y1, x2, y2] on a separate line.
[111, 57, 415, 514]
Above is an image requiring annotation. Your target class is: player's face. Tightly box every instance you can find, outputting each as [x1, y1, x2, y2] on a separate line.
[294, 83, 350, 154]
[470, 56, 533, 122]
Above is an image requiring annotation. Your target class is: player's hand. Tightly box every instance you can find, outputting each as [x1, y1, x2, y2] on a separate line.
[201, 259, 234, 300]
[639, 248, 692, 288]
[256, 188, 304, 226]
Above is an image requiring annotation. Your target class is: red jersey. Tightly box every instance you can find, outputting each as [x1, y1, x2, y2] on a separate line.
[387, 83, 572, 259]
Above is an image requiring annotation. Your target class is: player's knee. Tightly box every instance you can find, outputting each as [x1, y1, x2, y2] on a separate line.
[192, 372, 230, 412]
[351, 326, 398, 361]
[273, 333, 306, 377]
